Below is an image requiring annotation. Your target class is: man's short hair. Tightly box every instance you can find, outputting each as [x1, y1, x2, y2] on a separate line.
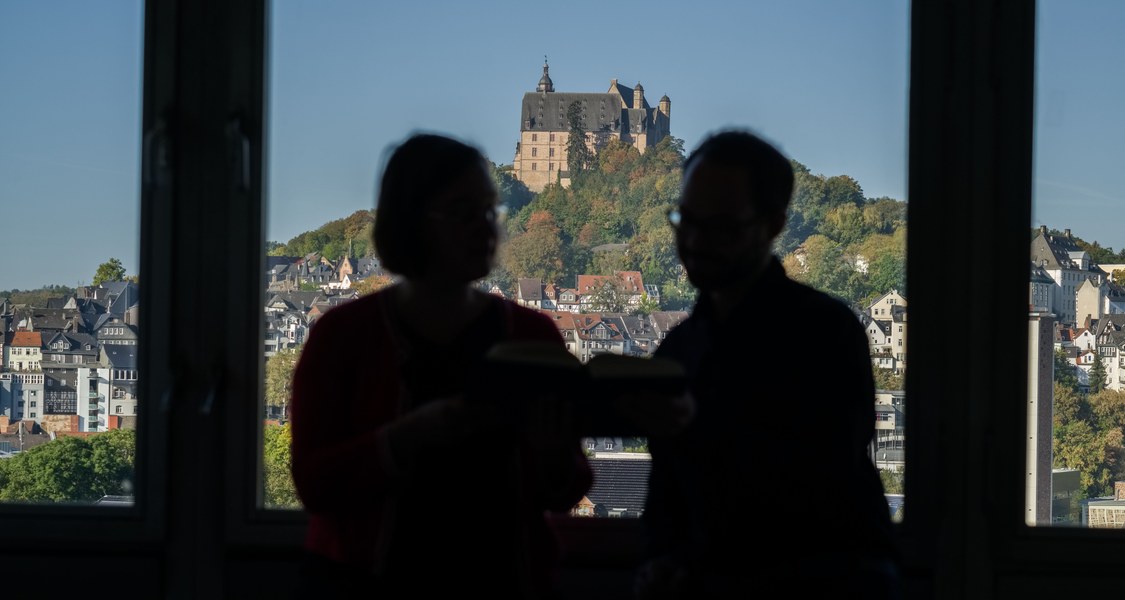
[683, 130, 794, 215]
[373, 133, 490, 278]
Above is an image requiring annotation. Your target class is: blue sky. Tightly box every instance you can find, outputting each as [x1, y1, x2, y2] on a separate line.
[0, 1, 1119, 290]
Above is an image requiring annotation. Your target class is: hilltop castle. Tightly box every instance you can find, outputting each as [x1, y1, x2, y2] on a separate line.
[512, 60, 671, 192]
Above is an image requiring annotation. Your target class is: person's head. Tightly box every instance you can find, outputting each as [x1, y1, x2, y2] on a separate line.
[373, 133, 499, 284]
[672, 129, 793, 292]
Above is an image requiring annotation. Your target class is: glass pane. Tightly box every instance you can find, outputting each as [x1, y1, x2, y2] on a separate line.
[263, 1, 908, 522]
[1031, 0, 1125, 527]
[0, 2, 143, 504]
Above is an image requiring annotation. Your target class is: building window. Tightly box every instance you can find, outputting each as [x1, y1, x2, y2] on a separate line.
[604, 440, 614, 450]
[29, 413, 35, 418]
[532, 147, 537, 157]
[17, 401, 24, 408]
[550, 133, 555, 142]
[532, 163, 537, 170]
[116, 406, 123, 414]
[531, 133, 537, 142]
[549, 147, 555, 157]
[30, 402, 36, 408]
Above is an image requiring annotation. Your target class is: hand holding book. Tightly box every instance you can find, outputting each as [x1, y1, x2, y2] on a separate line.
[479, 341, 694, 437]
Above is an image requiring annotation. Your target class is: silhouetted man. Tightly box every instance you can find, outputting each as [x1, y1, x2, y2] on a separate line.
[635, 130, 901, 599]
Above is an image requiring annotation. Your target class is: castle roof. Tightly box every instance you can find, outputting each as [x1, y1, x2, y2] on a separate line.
[521, 92, 623, 132]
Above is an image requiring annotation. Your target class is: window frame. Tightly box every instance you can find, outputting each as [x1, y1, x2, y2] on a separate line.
[7, 1, 1125, 597]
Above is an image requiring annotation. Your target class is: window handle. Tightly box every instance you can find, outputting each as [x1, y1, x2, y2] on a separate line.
[159, 387, 173, 417]
[226, 116, 250, 193]
[200, 367, 224, 417]
[142, 119, 171, 194]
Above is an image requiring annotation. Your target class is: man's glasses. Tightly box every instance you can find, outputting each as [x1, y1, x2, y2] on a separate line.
[666, 206, 758, 243]
[426, 204, 499, 225]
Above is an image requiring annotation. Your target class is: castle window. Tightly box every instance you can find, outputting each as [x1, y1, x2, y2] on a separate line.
[550, 133, 555, 142]
[549, 163, 554, 171]
[532, 163, 537, 171]
[532, 147, 537, 157]
[531, 133, 537, 142]
[549, 148, 554, 157]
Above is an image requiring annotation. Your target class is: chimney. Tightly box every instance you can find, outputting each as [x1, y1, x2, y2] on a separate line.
[1064, 228, 1072, 238]
[1116, 481, 1125, 501]
[1039, 225, 1048, 235]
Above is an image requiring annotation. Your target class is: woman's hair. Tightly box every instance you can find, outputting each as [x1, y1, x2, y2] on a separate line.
[373, 133, 490, 278]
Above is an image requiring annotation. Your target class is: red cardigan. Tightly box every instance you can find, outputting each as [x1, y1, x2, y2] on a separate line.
[289, 290, 592, 594]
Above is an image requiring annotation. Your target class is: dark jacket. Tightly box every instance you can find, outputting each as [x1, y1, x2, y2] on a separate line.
[644, 257, 900, 585]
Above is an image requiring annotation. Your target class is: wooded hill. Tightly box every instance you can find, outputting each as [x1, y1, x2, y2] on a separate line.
[265, 137, 911, 312]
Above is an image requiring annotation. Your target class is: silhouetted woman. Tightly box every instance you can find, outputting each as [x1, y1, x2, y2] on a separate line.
[289, 133, 592, 599]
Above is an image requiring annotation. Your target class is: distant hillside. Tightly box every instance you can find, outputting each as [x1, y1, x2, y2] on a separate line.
[0, 285, 77, 307]
[267, 210, 375, 259]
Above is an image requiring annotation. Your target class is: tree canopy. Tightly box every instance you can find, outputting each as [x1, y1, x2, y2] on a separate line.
[268, 210, 375, 260]
[0, 430, 134, 503]
[93, 258, 127, 286]
[262, 423, 299, 508]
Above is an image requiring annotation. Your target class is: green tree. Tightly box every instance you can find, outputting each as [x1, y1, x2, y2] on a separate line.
[879, 467, 905, 495]
[862, 197, 907, 234]
[491, 162, 533, 213]
[93, 258, 127, 285]
[873, 368, 904, 391]
[565, 101, 592, 175]
[1055, 348, 1080, 393]
[589, 248, 632, 277]
[820, 203, 869, 246]
[660, 274, 697, 311]
[262, 423, 300, 508]
[867, 253, 906, 299]
[822, 174, 866, 209]
[264, 349, 300, 414]
[502, 211, 565, 284]
[586, 278, 628, 313]
[1089, 389, 1125, 433]
[785, 235, 864, 303]
[1090, 351, 1109, 394]
[0, 431, 135, 502]
[634, 293, 660, 316]
[87, 429, 136, 498]
[1052, 382, 1125, 498]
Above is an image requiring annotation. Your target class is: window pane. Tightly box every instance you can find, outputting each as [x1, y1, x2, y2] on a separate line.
[1030, 0, 1125, 527]
[0, 2, 143, 504]
[263, 1, 908, 521]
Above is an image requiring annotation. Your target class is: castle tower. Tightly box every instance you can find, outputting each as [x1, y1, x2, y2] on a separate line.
[536, 58, 554, 93]
[633, 82, 645, 108]
[659, 94, 671, 119]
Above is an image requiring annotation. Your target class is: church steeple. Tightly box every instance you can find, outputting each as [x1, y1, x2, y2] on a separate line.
[536, 56, 554, 93]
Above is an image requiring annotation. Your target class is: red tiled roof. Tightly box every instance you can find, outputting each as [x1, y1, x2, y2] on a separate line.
[10, 331, 42, 348]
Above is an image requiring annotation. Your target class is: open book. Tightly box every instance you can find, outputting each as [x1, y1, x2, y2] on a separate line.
[477, 340, 687, 435]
